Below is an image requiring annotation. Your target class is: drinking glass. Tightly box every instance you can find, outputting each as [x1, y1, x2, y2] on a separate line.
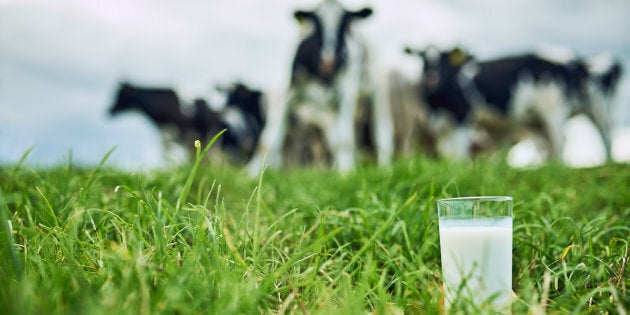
[437, 196, 513, 313]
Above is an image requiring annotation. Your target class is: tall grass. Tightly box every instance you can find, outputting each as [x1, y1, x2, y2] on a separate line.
[0, 147, 628, 314]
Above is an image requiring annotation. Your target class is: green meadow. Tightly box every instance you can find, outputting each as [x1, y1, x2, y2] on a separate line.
[1, 144, 628, 314]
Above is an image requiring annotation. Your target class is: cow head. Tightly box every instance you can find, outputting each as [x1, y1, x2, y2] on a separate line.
[225, 82, 265, 129]
[226, 83, 262, 111]
[405, 46, 473, 95]
[587, 55, 624, 96]
[293, 0, 372, 82]
[110, 82, 136, 115]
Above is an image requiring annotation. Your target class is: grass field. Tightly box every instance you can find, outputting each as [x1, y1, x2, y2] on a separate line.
[1, 144, 629, 314]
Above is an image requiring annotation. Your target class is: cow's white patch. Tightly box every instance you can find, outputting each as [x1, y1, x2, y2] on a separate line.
[587, 53, 616, 75]
[612, 127, 630, 163]
[510, 78, 570, 157]
[507, 137, 549, 168]
[315, 0, 345, 64]
[562, 114, 606, 168]
[221, 107, 247, 138]
[435, 123, 474, 160]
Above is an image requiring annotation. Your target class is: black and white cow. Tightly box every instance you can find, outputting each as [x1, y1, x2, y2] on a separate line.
[110, 82, 195, 162]
[405, 46, 622, 161]
[247, 0, 393, 174]
[213, 82, 266, 162]
[110, 82, 265, 163]
[110, 82, 190, 133]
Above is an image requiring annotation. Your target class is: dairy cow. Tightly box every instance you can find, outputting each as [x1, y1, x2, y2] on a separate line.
[247, 0, 393, 174]
[405, 46, 622, 160]
[110, 82, 189, 133]
[110, 82, 265, 163]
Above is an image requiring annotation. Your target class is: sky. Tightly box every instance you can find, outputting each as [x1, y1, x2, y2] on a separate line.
[1, 0, 629, 169]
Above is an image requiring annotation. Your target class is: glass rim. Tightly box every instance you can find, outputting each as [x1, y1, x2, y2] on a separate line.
[437, 196, 513, 203]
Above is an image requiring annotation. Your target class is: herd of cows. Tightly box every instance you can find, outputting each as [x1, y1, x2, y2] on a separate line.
[109, 0, 623, 175]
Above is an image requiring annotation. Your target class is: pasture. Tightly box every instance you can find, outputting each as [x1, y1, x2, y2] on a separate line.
[1, 144, 628, 314]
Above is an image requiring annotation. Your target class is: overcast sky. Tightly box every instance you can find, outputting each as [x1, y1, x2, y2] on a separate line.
[1, 0, 629, 168]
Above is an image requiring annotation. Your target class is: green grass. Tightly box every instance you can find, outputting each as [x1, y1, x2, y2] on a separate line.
[1, 145, 628, 314]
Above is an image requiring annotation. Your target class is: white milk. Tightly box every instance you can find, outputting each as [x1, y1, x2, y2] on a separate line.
[439, 217, 512, 310]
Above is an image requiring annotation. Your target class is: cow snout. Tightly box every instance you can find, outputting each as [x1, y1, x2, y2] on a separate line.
[109, 106, 120, 116]
[319, 58, 335, 79]
[423, 72, 440, 91]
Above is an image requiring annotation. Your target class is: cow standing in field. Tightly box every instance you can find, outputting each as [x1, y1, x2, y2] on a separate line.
[109, 82, 265, 163]
[110, 82, 190, 134]
[110, 83, 194, 162]
[212, 82, 266, 162]
[247, 0, 393, 175]
[405, 46, 622, 161]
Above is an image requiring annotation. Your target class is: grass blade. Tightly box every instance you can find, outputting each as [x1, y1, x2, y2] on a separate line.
[176, 129, 226, 214]
[0, 190, 23, 279]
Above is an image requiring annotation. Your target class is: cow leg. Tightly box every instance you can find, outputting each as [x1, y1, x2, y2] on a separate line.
[246, 89, 290, 176]
[370, 68, 394, 166]
[444, 124, 475, 160]
[585, 91, 613, 161]
[536, 85, 570, 159]
[512, 80, 568, 160]
[389, 71, 420, 157]
[330, 76, 360, 172]
[159, 126, 190, 165]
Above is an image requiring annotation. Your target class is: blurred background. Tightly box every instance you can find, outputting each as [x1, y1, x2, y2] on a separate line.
[1, 0, 629, 169]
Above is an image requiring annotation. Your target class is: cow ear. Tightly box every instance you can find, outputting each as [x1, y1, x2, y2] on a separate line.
[404, 47, 422, 56]
[613, 62, 623, 78]
[352, 7, 373, 18]
[294, 10, 314, 22]
[448, 48, 470, 66]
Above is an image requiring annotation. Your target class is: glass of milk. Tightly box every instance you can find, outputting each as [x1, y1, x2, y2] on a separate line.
[437, 196, 513, 313]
